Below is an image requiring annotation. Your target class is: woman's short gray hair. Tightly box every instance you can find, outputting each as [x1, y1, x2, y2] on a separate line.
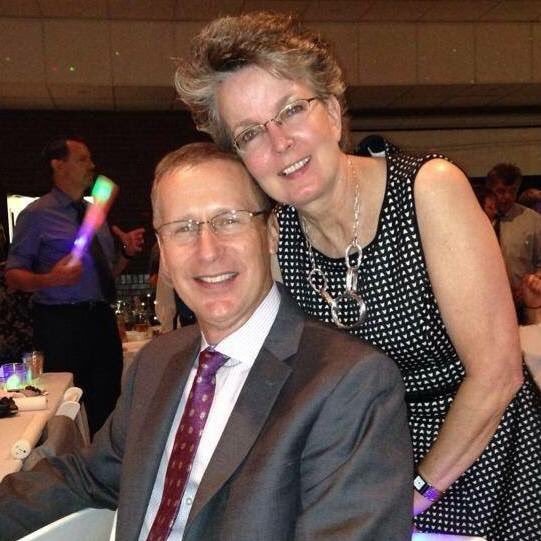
[175, 11, 349, 151]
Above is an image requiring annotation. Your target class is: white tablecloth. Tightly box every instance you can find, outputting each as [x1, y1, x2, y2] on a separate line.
[0, 372, 73, 480]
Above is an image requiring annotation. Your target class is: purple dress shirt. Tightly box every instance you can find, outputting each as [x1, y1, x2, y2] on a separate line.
[6, 187, 116, 305]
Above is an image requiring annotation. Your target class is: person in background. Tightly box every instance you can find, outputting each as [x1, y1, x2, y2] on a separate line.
[485, 163, 541, 302]
[518, 187, 541, 214]
[355, 133, 400, 158]
[175, 12, 540, 540]
[0, 143, 413, 541]
[5, 137, 145, 435]
[473, 184, 498, 224]
[0, 229, 33, 364]
[477, 176, 540, 324]
[147, 241, 161, 291]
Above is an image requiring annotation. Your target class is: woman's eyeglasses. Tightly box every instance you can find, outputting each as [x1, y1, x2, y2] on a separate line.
[233, 97, 320, 154]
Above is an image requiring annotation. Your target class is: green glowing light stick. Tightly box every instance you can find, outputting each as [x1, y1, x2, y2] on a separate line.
[71, 175, 119, 261]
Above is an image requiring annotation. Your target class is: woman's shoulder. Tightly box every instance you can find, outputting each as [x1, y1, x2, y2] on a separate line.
[383, 144, 466, 194]
[388, 145, 449, 176]
[415, 158, 470, 198]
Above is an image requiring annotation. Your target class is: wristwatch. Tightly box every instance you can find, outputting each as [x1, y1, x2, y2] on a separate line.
[413, 473, 443, 502]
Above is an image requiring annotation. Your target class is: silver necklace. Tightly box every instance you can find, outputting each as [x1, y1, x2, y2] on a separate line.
[302, 159, 367, 329]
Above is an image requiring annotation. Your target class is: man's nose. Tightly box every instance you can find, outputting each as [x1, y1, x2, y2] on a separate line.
[195, 224, 221, 260]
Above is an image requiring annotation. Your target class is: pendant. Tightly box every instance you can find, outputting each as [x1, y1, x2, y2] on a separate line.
[330, 290, 367, 330]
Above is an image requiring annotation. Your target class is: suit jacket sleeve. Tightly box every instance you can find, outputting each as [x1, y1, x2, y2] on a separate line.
[0, 358, 137, 540]
[295, 351, 413, 541]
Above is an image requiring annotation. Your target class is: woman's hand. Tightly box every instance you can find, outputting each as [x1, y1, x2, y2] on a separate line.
[521, 273, 541, 324]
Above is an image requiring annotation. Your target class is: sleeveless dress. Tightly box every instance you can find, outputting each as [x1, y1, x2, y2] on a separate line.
[276, 146, 541, 540]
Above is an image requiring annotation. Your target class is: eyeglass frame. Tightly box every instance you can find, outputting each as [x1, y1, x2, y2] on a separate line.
[232, 96, 321, 154]
[155, 209, 269, 245]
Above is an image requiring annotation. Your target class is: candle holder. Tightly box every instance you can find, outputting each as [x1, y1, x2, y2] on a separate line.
[0, 363, 29, 391]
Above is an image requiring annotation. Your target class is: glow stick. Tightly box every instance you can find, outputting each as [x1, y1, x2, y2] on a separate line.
[71, 175, 119, 262]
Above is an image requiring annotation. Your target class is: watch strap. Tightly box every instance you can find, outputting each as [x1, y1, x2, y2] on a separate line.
[413, 472, 443, 502]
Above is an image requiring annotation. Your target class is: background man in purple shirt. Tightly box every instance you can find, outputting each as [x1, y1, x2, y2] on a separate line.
[6, 137, 144, 435]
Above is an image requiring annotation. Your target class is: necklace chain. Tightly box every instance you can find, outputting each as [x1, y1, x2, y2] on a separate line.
[302, 157, 367, 329]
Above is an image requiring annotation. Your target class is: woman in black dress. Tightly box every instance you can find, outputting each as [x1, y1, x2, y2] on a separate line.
[175, 11, 540, 540]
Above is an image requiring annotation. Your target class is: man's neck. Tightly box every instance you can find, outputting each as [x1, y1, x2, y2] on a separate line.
[201, 283, 279, 348]
[53, 178, 84, 201]
[501, 203, 520, 220]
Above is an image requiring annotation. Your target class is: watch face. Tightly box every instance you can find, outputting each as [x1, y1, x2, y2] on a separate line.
[413, 475, 425, 491]
[414, 475, 441, 502]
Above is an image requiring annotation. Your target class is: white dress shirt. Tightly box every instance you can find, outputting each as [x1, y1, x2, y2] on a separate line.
[499, 203, 541, 288]
[138, 283, 281, 540]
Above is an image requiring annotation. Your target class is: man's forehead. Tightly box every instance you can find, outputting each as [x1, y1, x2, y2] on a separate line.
[157, 159, 262, 219]
[165, 160, 255, 196]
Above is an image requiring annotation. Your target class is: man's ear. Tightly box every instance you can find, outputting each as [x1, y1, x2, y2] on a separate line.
[267, 211, 279, 254]
[51, 158, 63, 174]
[156, 235, 171, 283]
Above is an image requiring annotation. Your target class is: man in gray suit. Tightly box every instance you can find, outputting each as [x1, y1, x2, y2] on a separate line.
[0, 143, 413, 540]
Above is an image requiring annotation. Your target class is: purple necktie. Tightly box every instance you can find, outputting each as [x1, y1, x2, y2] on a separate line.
[146, 347, 228, 541]
[72, 200, 116, 302]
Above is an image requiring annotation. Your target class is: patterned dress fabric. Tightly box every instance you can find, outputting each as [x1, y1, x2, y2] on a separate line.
[276, 146, 541, 540]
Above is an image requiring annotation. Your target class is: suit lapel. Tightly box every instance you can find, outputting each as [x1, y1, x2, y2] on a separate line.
[187, 290, 305, 526]
[120, 334, 200, 541]
[188, 348, 292, 522]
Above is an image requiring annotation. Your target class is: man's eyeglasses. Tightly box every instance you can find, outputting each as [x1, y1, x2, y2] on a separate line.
[232, 97, 321, 154]
[156, 209, 267, 245]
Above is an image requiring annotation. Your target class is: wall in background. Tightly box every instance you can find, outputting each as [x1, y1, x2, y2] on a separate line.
[352, 126, 541, 178]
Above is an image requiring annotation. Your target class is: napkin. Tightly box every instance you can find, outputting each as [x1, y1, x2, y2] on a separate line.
[13, 395, 48, 411]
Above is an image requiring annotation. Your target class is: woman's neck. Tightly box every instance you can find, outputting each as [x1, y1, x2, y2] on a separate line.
[299, 154, 360, 258]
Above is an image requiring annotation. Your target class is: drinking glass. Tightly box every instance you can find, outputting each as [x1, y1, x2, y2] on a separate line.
[22, 351, 44, 385]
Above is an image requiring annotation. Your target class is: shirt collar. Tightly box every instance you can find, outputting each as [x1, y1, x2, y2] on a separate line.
[200, 283, 281, 368]
[51, 185, 79, 207]
[502, 202, 523, 221]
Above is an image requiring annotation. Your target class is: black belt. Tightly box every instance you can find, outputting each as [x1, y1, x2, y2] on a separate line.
[405, 380, 461, 403]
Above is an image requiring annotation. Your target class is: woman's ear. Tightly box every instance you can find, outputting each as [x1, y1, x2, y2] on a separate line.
[325, 95, 342, 141]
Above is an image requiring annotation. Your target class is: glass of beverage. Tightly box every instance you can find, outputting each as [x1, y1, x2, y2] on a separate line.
[134, 303, 150, 335]
[0, 363, 29, 390]
[22, 351, 44, 385]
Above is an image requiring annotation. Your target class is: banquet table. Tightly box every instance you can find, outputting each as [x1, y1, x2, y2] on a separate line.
[0, 372, 74, 481]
